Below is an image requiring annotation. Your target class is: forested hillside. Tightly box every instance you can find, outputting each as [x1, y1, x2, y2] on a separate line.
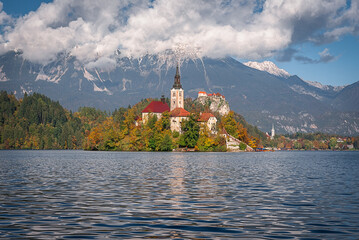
[0, 91, 83, 149]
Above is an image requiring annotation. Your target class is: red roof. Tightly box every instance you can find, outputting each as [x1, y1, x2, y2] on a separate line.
[142, 101, 170, 113]
[198, 91, 207, 94]
[206, 92, 225, 98]
[170, 108, 190, 117]
[198, 112, 215, 122]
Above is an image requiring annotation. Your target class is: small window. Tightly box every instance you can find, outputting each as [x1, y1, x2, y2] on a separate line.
[179, 92, 182, 96]
[173, 92, 175, 97]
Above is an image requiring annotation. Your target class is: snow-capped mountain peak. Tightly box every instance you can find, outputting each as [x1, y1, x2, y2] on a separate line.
[305, 80, 345, 92]
[243, 61, 291, 78]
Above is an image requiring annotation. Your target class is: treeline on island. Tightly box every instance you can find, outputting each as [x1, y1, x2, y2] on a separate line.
[0, 91, 265, 151]
[1, 91, 358, 151]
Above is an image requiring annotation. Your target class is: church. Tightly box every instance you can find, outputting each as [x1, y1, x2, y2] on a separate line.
[141, 64, 217, 133]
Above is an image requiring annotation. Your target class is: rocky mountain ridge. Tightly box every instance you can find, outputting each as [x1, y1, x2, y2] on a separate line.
[243, 61, 291, 78]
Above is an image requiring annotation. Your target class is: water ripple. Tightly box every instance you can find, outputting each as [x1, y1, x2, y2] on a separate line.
[0, 150, 358, 239]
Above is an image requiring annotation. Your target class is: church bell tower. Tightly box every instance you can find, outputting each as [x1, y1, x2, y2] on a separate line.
[170, 64, 184, 111]
[271, 124, 275, 140]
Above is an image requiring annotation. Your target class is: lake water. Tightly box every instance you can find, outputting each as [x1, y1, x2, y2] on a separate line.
[0, 150, 358, 239]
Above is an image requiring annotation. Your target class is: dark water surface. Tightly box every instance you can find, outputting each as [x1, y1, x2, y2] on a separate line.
[0, 150, 359, 239]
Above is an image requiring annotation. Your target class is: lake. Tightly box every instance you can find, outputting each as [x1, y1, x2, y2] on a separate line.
[0, 150, 358, 239]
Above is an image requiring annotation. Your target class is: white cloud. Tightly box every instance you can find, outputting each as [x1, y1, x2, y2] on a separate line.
[85, 56, 117, 72]
[0, 0, 357, 66]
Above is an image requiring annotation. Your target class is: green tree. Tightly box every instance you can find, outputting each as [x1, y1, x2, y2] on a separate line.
[159, 134, 173, 151]
[239, 142, 247, 151]
[303, 140, 313, 150]
[329, 138, 337, 150]
[293, 141, 302, 149]
[147, 114, 158, 129]
[179, 114, 200, 148]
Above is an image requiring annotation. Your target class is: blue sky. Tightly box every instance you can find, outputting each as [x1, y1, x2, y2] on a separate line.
[1, 0, 52, 17]
[271, 35, 359, 86]
[0, 0, 358, 87]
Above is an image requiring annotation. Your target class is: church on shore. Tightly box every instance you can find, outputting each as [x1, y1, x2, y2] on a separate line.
[141, 65, 217, 133]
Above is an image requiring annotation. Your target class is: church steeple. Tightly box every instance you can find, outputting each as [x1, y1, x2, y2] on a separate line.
[271, 124, 275, 140]
[172, 64, 182, 89]
[170, 63, 184, 111]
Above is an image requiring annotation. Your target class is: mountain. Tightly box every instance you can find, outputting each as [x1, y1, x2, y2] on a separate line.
[243, 61, 290, 78]
[330, 81, 359, 112]
[0, 51, 358, 135]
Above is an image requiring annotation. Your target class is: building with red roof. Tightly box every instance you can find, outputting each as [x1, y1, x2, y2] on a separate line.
[142, 101, 170, 113]
[198, 91, 207, 97]
[170, 107, 190, 132]
[198, 112, 217, 134]
[197, 91, 225, 99]
[141, 99, 170, 124]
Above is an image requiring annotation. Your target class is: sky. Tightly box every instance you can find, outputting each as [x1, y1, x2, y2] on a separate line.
[0, 0, 358, 87]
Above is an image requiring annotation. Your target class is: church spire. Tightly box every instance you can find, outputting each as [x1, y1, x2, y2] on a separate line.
[172, 63, 182, 89]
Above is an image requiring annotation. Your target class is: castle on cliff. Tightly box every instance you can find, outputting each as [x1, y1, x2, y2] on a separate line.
[141, 65, 217, 133]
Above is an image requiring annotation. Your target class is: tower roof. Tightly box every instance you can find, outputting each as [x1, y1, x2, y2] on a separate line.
[172, 64, 182, 89]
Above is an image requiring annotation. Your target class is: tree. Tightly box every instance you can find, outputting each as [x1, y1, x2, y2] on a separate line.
[354, 137, 359, 149]
[159, 134, 173, 151]
[329, 138, 337, 150]
[239, 142, 247, 151]
[222, 111, 238, 138]
[160, 111, 170, 130]
[248, 138, 257, 149]
[237, 124, 249, 143]
[293, 141, 302, 149]
[303, 140, 313, 150]
[179, 114, 200, 148]
[147, 114, 158, 129]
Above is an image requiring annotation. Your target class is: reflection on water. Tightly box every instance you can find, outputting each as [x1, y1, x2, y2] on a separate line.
[0, 150, 359, 239]
[170, 155, 186, 218]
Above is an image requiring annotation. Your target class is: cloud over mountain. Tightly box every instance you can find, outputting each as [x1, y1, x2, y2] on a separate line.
[0, 0, 357, 65]
[295, 48, 338, 64]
